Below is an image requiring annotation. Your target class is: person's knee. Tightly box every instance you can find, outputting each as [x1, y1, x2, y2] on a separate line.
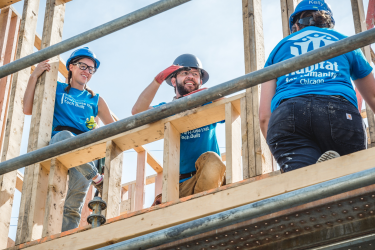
[198, 151, 225, 171]
[63, 206, 81, 219]
[50, 130, 75, 145]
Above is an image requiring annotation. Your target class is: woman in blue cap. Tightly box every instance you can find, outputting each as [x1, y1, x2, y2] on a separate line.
[23, 47, 115, 231]
[259, 0, 375, 172]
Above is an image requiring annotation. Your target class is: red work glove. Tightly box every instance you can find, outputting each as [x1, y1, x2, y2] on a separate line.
[155, 65, 181, 84]
[183, 88, 208, 97]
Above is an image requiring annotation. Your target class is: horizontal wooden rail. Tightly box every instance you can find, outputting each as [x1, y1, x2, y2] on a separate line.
[122, 173, 157, 191]
[38, 92, 243, 170]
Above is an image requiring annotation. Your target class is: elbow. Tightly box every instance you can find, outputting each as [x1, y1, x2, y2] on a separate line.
[23, 106, 32, 115]
[259, 112, 268, 126]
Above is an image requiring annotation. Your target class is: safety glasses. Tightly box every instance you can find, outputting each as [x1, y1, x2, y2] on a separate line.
[73, 62, 96, 74]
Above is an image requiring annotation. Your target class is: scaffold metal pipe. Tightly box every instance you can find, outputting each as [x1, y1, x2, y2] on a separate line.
[0, 28, 374, 175]
[97, 166, 375, 250]
[0, 0, 191, 79]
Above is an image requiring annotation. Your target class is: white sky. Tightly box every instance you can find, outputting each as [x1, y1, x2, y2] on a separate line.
[7, 0, 373, 240]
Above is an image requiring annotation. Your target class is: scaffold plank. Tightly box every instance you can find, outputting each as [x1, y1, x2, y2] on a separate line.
[12, 147, 375, 250]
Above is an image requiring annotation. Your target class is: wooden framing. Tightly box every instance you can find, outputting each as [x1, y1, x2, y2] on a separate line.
[0, 0, 22, 9]
[280, 0, 300, 37]
[41, 159, 68, 237]
[16, 0, 66, 244]
[14, 147, 375, 250]
[162, 122, 180, 203]
[351, 0, 375, 148]
[225, 102, 241, 184]
[242, 0, 273, 178]
[134, 150, 146, 211]
[0, 0, 40, 248]
[102, 141, 123, 219]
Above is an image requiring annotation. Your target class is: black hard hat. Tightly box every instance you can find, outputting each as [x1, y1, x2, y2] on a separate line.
[166, 54, 209, 86]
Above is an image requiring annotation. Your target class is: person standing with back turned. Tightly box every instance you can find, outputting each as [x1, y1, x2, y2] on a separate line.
[23, 47, 115, 232]
[259, 0, 375, 172]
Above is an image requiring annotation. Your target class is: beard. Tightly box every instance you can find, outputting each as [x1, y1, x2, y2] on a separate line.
[175, 78, 199, 96]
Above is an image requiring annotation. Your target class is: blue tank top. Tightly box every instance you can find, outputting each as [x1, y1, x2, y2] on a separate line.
[52, 81, 99, 136]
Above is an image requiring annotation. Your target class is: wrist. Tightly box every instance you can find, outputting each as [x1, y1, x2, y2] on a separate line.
[153, 78, 162, 85]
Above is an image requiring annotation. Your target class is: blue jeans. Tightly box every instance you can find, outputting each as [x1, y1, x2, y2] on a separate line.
[49, 131, 98, 232]
[267, 95, 367, 173]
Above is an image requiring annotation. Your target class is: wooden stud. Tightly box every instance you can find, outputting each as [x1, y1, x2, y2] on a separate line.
[242, 0, 273, 178]
[280, 0, 300, 38]
[162, 122, 180, 203]
[102, 141, 123, 219]
[134, 146, 163, 173]
[16, 0, 66, 244]
[225, 102, 241, 184]
[79, 186, 94, 227]
[351, 0, 375, 148]
[0, 7, 20, 154]
[0, 0, 40, 247]
[155, 172, 163, 196]
[42, 159, 68, 237]
[135, 150, 146, 211]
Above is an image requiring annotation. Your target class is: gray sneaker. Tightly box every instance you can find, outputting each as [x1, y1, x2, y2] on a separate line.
[316, 151, 340, 163]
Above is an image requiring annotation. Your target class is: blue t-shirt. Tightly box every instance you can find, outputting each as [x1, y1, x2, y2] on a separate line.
[265, 26, 373, 112]
[154, 102, 223, 182]
[52, 81, 99, 136]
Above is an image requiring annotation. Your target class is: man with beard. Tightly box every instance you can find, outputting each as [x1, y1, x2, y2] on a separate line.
[131, 54, 226, 204]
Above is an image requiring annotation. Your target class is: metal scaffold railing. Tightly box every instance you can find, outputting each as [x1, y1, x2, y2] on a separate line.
[0, 27, 375, 175]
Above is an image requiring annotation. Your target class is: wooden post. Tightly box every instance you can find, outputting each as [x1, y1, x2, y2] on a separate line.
[0, 7, 20, 154]
[242, 0, 273, 179]
[16, 0, 66, 244]
[135, 150, 146, 211]
[42, 159, 68, 237]
[79, 186, 94, 227]
[351, 0, 375, 148]
[162, 122, 180, 203]
[155, 172, 163, 196]
[0, 0, 40, 247]
[280, 0, 300, 38]
[120, 183, 135, 213]
[225, 102, 241, 184]
[102, 141, 123, 220]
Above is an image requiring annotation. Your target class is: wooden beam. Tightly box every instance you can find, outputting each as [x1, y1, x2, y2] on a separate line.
[34, 33, 68, 79]
[135, 150, 146, 211]
[122, 174, 157, 191]
[351, 0, 375, 148]
[79, 186, 94, 227]
[42, 159, 68, 237]
[225, 102, 241, 184]
[120, 183, 135, 214]
[7, 237, 14, 248]
[39, 93, 243, 171]
[162, 122, 180, 203]
[16, 170, 23, 191]
[280, 0, 299, 38]
[155, 172, 162, 196]
[0, 6, 20, 155]
[16, 0, 66, 244]
[0, 0, 22, 9]
[16, 147, 375, 250]
[102, 141, 123, 219]
[0, 0, 40, 248]
[242, 0, 273, 178]
[134, 146, 163, 173]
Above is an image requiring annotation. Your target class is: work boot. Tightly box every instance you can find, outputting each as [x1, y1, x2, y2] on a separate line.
[316, 151, 340, 163]
[152, 193, 162, 206]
